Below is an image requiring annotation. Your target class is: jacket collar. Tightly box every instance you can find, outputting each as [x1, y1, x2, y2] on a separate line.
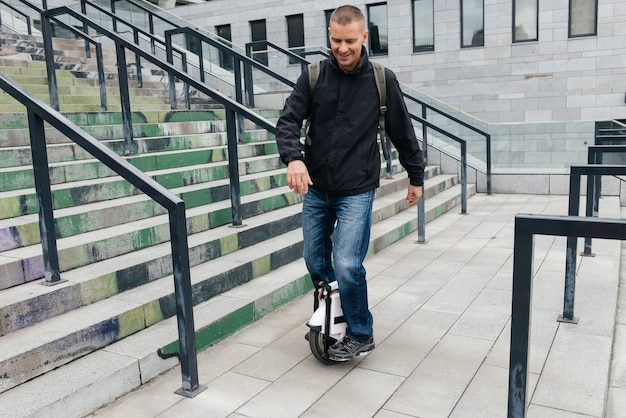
[329, 46, 369, 75]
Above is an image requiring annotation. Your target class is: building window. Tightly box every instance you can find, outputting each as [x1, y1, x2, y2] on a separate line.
[461, 0, 484, 47]
[286, 14, 305, 64]
[250, 19, 268, 66]
[367, 3, 388, 55]
[513, 0, 538, 42]
[216, 24, 233, 71]
[325, 9, 334, 49]
[569, 0, 597, 37]
[412, 0, 434, 52]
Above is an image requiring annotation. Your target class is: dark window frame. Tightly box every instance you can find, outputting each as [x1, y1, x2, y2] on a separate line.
[367, 2, 389, 56]
[412, 0, 435, 52]
[568, 0, 598, 38]
[325, 9, 334, 49]
[512, 0, 539, 43]
[461, 0, 484, 48]
[215, 24, 234, 71]
[250, 19, 268, 66]
[286, 13, 305, 64]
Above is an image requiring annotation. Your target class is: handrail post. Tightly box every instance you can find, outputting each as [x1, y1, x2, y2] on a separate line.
[133, 29, 143, 88]
[168, 203, 206, 397]
[165, 30, 177, 110]
[115, 43, 135, 155]
[28, 111, 65, 286]
[243, 49, 255, 108]
[508, 216, 534, 418]
[96, 43, 108, 111]
[234, 54, 245, 144]
[181, 52, 190, 110]
[561, 171, 581, 323]
[460, 141, 467, 214]
[79, 0, 91, 58]
[421, 104, 428, 163]
[417, 195, 425, 243]
[485, 133, 492, 195]
[226, 108, 243, 226]
[384, 135, 392, 178]
[583, 149, 597, 256]
[41, 13, 59, 111]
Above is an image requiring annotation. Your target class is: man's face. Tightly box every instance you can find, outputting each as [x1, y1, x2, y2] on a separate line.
[329, 20, 368, 72]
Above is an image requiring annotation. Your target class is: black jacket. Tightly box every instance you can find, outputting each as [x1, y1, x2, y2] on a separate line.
[276, 48, 425, 196]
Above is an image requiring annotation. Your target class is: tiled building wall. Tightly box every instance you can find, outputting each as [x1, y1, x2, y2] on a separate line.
[173, 0, 626, 124]
[171, 0, 626, 170]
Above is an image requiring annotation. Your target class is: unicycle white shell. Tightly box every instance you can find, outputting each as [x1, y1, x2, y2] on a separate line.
[307, 281, 346, 341]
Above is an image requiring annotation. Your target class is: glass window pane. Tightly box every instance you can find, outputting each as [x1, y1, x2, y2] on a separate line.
[513, 0, 538, 42]
[368, 3, 388, 55]
[462, 0, 484, 47]
[287, 14, 305, 64]
[413, 0, 434, 51]
[570, 0, 597, 37]
[325, 9, 334, 49]
[250, 19, 268, 66]
[216, 24, 233, 71]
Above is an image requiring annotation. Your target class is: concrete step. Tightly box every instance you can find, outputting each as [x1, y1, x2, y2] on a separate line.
[0, 177, 474, 417]
[0, 149, 282, 220]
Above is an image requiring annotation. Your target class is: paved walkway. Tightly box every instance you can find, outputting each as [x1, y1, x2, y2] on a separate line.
[88, 194, 625, 418]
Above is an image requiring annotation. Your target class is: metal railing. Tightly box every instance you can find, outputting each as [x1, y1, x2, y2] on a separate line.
[583, 145, 626, 255]
[41, 6, 276, 228]
[0, 69, 205, 398]
[561, 164, 626, 323]
[0, 0, 33, 34]
[508, 213, 626, 418]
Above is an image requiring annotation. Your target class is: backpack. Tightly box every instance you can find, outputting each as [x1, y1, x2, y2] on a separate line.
[305, 60, 390, 160]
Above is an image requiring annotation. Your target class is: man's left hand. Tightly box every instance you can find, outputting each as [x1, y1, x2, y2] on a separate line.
[406, 185, 422, 207]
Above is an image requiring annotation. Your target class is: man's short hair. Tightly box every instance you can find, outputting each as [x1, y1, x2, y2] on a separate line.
[330, 5, 365, 26]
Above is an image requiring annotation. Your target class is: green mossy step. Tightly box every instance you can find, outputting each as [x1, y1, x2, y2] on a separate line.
[0, 171, 471, 396]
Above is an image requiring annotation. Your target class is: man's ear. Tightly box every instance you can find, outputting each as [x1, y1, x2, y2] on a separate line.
[362, 30, 369, 44]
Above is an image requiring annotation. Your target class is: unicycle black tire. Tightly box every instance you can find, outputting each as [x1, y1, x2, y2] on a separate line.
[307, 329, 339, 365]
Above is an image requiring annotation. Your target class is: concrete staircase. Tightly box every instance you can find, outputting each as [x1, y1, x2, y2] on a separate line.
[0, 32, 476, 417]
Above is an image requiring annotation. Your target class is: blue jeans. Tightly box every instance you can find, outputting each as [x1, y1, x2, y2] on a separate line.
[302, 188, 375, 342]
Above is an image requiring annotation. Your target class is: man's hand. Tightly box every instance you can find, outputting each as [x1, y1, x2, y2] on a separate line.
[406, 185, 422, 207]
[287, 160, 313, 195]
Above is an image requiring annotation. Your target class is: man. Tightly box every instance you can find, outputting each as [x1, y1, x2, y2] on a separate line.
[276, 5, 425, 360]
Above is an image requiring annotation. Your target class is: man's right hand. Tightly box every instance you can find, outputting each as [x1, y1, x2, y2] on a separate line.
[287, 160, 313, 195]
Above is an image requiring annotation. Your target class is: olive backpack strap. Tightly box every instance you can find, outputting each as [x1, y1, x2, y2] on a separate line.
[304, 61, 320, 146]
[371, 61, 389, 160]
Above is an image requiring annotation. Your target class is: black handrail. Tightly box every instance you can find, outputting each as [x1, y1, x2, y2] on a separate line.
[508, 213, 626, 418]
[583, 145, 626, 255]
[164, 28, 294, 111]
[42, 6, 276, 227]
[0, 0, 33, 34]
[46, 17, 108, 110]
[562, 164, 626, 324]
[0, 69, 205, 398]
[403, 90, 492, 194]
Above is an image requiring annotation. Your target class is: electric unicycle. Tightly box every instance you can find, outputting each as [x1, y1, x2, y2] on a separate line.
[305, 280, 347, 364]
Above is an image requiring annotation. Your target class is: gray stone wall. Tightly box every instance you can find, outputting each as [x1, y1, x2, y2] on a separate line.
[172, 0, 626, 125]
[169, 0, 626, 172]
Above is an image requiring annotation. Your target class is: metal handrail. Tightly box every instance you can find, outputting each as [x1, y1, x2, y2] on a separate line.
[562, 164, 626, 323]
[402, 90, 492, 194]
[42, 6, 276, 227]
[46, 17, 108, 110]
[0, 69, 205, 398]
[582, 145, 626, 255]
[0, 0, 33, 34]
[508, 213, 626, 418]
